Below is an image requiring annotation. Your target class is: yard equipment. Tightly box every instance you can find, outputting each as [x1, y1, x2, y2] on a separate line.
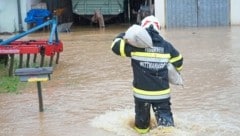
[0, 16, 63, 76]
[15, 67, 53, 112]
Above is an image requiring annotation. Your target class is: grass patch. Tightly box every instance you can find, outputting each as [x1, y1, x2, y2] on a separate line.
[0, 55, 53, 93]
[0, 64, 20, 93]
[0, 75, 19, 93]
[0, 58, 28, 93]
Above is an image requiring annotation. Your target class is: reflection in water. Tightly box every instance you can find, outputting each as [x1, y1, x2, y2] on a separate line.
[1, 25, 240, 136]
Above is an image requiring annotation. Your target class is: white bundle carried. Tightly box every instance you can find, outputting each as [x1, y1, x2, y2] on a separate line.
[124, 24, 153, 48]
[167, 63, 183, 86]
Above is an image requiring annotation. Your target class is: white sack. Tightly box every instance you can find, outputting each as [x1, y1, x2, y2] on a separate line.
[167, 63, 183, 85]
[124, 24, 153, 48]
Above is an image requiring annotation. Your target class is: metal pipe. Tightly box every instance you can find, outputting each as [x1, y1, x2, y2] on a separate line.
[0, 20, 52, 45]
[49, 18, 58, 44]
[26, 54, 30, 67]
[39, 46, 45, 67]
[19, 54, 23, 68]
[9, 54, 14, 76]
[37, 81, 44, 112]
[0, 17, 58, 45]
[33, 54, 37, 63]
[49, 55, 54, 66]
[56, 52, 60, 64]
[17, 0, 24, 32]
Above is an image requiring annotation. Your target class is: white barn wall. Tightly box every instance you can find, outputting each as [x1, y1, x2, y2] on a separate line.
[0, 0, 40, 33]
[154, 0, 165, 28]
[231, 0, 240, 25]
[0, 0, 18, 32]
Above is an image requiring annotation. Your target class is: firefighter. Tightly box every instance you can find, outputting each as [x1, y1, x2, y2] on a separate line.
[111, 15, 183, 134]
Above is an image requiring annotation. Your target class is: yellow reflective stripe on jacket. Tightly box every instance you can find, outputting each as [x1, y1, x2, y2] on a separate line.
[170, 54, 182, 63]
[111, 38, 120, 48]
[132, 56, 169, 63]
[134, 126, 150, 134]
[133, 87, 170, 96]
[120, 39, 126, 57]
[176, 65, 183, 71]
[131, 52, 171, 59]
[134, 93, 170, 100]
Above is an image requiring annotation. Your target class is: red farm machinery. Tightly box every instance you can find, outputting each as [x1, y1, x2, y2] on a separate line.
[0, 16, 63, 76]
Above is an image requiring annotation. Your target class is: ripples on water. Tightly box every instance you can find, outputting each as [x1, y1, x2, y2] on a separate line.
[1, 25, 240, 136]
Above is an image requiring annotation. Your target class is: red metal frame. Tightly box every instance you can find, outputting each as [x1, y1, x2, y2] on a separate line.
[0, 40, 63, 56]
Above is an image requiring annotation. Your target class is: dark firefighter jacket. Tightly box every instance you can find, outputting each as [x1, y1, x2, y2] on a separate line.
[111, 27, 183, 101]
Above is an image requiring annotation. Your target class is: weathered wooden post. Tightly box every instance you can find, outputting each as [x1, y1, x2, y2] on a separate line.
[15, 67, 53, 112]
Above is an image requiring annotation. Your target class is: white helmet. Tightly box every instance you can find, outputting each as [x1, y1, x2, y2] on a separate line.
[141, 15, 161, 32]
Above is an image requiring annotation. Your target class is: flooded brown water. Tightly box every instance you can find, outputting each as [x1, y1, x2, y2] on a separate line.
[1, 25, 240, 136]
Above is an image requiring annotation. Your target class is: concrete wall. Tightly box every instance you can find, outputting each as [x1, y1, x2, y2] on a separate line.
[231, 0, 240, 25]
[0, 0, 40, 33]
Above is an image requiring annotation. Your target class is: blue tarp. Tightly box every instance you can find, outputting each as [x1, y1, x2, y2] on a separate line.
[25, 9, 51, 26]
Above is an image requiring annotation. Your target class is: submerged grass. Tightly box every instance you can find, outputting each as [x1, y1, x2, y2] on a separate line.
[0, 58, 29, 93]
[0, 64, 20, 93]
[0, 54, 53, 93]
[0, 75, 19, 93]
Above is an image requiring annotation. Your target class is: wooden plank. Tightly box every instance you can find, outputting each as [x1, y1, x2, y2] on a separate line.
[15, 67, 53, 76]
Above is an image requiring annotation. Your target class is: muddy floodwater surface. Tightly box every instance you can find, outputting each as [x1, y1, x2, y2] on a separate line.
[1, 25, 240, 136]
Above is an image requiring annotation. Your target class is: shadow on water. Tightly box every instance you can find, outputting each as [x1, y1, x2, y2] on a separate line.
[1, 26, 240, 136]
